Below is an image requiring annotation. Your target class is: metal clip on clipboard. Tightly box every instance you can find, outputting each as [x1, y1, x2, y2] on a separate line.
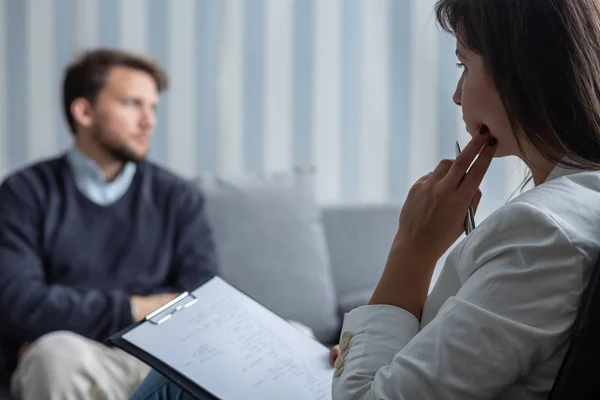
[145, 291, 199, 325]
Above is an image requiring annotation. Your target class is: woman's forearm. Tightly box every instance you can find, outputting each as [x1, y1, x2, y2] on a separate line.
[369, 242, 438, 320]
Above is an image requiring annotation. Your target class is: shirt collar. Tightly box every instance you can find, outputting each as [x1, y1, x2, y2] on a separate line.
[544, 157, 587, 183]
[66, 146, 137, 206]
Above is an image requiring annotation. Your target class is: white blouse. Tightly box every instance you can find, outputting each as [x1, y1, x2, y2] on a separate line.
[332, 164, 600, 399]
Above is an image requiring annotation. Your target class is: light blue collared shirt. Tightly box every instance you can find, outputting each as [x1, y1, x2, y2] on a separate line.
[66, 147, 137, 206]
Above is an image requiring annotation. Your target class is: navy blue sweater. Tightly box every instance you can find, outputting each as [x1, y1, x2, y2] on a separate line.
[0, 156, 218, 384]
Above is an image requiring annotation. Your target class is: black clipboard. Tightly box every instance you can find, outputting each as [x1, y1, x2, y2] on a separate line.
[106, 291, 218, 400]
[106, 278, 332, 400]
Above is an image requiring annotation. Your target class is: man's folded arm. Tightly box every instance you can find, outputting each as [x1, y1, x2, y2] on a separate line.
[167, 186, 219, 292]
[0, 181, 133, 343]
[0, 249, 133, 342]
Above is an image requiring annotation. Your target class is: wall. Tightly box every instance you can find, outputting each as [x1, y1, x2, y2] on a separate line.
[0, 0, 525, 217]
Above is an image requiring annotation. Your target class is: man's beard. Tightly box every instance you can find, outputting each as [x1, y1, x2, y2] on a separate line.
[92, 125, 148, 164]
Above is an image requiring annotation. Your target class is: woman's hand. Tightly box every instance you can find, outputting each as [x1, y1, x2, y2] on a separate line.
[18, 342, 30, 359]
[369, 129, 496, 318]
[394, 129, 495, 260]
[329, 345, 340, 368]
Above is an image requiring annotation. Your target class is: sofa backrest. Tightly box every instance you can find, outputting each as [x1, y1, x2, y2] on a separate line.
[196, 173, 341, 344]
[197, 171, 403, 345]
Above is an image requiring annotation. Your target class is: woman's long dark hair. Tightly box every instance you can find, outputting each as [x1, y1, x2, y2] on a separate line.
[435, 0, 600, 180]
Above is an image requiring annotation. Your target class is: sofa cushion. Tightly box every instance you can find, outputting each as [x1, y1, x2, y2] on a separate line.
[195, 172, 340, 344]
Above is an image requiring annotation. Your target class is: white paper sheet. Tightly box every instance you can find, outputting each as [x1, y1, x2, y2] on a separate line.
[123, 277, 333, 399]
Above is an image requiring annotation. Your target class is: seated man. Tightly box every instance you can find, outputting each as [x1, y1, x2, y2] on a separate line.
[0, 49, 218, 400]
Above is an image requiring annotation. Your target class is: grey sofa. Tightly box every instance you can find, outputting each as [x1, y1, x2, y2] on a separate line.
[196, 174, 401, 345]
[0, 171, 402, 399]
[320, 204, 401, 337]
[316, 204, 400, 342]
[215, 203, 401, 345]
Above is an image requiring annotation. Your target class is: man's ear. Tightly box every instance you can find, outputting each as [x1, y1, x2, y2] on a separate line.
[70, 97, 94, 129]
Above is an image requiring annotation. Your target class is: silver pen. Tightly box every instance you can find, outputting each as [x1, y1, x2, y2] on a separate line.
[455, 141, 476, 235]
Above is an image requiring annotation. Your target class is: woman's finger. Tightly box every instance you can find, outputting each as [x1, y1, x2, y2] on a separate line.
[431, 159, 454, 180]
[459, 138, 497, 195]
[416, 172, 433, 184]
[443, 127, 491, 186]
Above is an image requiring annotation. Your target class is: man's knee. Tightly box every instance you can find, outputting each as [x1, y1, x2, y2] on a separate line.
[25, 330, 90, 362]
[11, 331, 94, 399]
[12, 331, 148, 400]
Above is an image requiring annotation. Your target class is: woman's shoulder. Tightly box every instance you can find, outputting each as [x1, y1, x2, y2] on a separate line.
[455, 171, 600, 279]
[503, 171, 600, 244]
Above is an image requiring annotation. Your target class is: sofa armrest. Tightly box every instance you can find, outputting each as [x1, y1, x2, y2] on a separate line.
[321, 204, 401, 316]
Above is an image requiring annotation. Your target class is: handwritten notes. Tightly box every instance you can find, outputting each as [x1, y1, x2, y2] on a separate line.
[123, 277, 333, 400]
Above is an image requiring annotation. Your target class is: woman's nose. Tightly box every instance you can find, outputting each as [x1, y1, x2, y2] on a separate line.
[453, 75, 464, 106]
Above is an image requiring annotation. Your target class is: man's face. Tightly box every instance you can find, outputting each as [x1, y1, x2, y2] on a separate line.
[88, 66, 159, 163]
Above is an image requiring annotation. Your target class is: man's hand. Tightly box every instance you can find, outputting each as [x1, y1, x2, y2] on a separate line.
[130, 293, 180, 322]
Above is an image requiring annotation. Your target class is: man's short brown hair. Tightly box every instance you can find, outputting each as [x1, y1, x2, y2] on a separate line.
[62, 48, 169, 135]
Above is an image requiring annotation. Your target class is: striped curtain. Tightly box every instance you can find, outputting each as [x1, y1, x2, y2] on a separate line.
[0, 0, 526, 220]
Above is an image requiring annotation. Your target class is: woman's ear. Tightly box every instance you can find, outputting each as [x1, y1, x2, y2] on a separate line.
[70, 98, 94, 130]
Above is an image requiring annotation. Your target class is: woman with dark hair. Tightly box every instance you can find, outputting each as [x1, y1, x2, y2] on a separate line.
[130, 0, 600, 399]
[332, 0, 600, 398]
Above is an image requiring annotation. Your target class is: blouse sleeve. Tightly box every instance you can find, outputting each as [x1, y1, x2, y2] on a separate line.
[332, 201, 583, 400]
